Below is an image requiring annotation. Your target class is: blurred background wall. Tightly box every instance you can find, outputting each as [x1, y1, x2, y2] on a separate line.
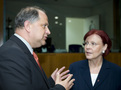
[1, 0, 121, 52]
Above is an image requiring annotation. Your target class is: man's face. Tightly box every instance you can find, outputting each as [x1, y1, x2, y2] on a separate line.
[30, 11, 51, 48]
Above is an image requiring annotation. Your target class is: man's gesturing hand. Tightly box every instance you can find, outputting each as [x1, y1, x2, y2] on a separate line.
[55, 72, 75, 90]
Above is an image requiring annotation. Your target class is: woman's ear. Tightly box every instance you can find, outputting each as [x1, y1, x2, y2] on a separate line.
[24, 20, 31, 33]
[103, 44, 108, 51]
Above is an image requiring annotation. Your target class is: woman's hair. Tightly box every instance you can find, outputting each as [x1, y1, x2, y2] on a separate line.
[14, 6, 46, 29]
[84, 29, 112, 57]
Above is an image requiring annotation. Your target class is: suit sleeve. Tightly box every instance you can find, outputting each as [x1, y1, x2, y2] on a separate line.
[50, 84, 65, 90]
[48, 77, 55, 87]
[48, 76, 65, 90]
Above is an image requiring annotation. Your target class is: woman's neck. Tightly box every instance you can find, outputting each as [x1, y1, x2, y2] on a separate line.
[88, 57, 103, 74]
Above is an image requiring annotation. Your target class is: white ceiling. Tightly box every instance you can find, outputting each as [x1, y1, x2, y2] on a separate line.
[8, 0, 111, 8]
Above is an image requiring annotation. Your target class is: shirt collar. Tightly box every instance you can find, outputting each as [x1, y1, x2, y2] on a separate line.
[14, 33, 33, 54]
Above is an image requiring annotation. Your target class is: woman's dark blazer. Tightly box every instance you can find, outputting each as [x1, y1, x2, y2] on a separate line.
[69, 59, 121, 90]
[0, 35, 65, 90]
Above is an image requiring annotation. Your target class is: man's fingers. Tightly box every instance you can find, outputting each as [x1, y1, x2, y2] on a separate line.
[55, 73, 75, 90]
[55, 72, 61, 84]
[64, 74, 75, 89]
[69, 82, 74, 89]
[51, 68, 58, 81]
[61, 74, 69, 80]
[57, 66, 65, 74]
[65, 74, 73, 82]
[53, 68, 58, 74]
[68, 78, 75, 89]
[60, 70, 69, 77]
[69, 78, 75, 85]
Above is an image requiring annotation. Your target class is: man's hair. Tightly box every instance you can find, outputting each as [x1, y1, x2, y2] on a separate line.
[14, 6, 46, 29]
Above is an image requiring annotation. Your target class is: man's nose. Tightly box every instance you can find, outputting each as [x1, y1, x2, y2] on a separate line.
[46, 27, 51, 35]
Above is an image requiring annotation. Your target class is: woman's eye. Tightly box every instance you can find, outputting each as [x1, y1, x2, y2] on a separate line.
[85, 42, 88, 45]
[92, 42, 96, 45]
[83, 42, 88, 45]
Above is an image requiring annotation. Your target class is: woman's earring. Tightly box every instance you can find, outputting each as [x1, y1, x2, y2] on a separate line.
[102, 50, 105, 53]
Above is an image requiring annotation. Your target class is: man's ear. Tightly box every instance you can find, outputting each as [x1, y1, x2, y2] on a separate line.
[24, 20, 31, 33]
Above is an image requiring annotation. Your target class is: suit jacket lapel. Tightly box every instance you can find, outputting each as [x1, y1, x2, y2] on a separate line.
[81, 60, 93, 89]
[94, 59, 110, 89]
[28, 54, 51, 88]
[10, 35, 50, 88]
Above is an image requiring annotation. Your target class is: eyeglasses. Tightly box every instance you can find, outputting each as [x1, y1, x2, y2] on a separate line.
[83, 42, 99, 47]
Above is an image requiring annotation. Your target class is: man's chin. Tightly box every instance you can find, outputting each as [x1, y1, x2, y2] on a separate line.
[34, 41, 46, 48]
[41, 42, 46, 46]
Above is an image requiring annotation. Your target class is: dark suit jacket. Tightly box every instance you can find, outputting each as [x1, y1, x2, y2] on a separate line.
[0, 35, 65, 90]
[69, 59, 121, 90]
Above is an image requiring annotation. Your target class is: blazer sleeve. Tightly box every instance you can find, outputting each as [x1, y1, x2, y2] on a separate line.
[48, 77, 55, 87]
[48, 77, 65, 90]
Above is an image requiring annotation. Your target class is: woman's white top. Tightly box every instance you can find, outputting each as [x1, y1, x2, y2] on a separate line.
[91, 74, 98, 86]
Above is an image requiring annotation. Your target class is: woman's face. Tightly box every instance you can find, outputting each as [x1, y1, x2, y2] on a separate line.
[84, 34, 107, 60]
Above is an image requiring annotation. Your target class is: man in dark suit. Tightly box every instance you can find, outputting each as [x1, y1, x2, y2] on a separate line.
[0, 6, 75, 90]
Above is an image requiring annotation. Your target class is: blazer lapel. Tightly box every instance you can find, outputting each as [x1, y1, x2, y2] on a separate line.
[81, 60, 93, 89]
[94, 59, 110, 89]
[28, 54, 50, 88]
